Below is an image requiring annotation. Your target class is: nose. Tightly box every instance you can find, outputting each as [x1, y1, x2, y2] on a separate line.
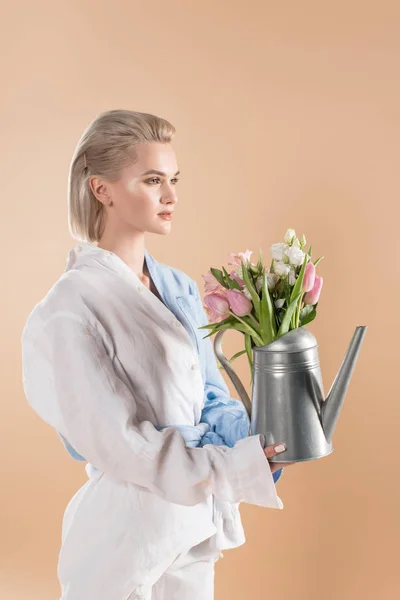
[161, 185, 178, 205]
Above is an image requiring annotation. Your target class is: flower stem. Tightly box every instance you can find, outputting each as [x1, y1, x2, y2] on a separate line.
[295, 292, 305, 328]
[247, 312, 261, 333]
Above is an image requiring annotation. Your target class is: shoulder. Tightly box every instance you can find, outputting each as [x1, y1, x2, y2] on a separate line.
[148, 253, 200, 298]
[21, 271, 92, 345]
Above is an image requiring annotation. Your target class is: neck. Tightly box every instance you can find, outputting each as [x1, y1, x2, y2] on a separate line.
[96, 234, 146, 277]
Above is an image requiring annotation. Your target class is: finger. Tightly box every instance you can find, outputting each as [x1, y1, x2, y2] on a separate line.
[264, 443, 286, 459]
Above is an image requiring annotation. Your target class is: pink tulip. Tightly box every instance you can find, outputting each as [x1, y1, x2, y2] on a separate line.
[302, 261, 316, 293]
[202, 271, 221, 293]
[227, 249, 254, 267]
[205, 304, 227, 323]
[303, 275, 323, 305]
[229, 270, 245, 287]
[204, 292, 230, 320]
[226, 289, 253, 317]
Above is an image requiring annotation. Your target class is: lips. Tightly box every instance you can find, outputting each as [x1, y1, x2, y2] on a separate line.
[158, 211, 173, 215]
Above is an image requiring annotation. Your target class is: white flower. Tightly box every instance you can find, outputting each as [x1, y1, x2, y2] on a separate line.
[288, 267, 297, 286]
[241, 286, 253, 301]
[270, 242, 286, 261]
[255, 273, 278, 293]
[274, 298, 285, 309]
[238, 249, 253, 264]
[267, 272, 279, 290]
[284, 229, 296, 244]
[234, 265, 243, 279]
[292, 237, 301, 248]
[285, 245, 305, 266]
[273, 261, 291, 277]
[300, 234, 307, 249]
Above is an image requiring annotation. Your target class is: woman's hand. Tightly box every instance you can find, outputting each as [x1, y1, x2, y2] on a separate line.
[263, 443, 297, 474]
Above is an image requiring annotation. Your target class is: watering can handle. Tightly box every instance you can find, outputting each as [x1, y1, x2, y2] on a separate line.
[213, 329, 253, 419]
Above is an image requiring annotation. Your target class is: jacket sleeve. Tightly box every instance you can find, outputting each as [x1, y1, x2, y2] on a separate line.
[21, 311, 283, 509]
[190, 279, 285, 484]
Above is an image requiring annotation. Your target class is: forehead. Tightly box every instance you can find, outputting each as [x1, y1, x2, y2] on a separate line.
[131, 142, 178, 172]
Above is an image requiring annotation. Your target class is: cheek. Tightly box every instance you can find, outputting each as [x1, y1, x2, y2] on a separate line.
[125, 180, 154, 202]
[125, 179, 139, 194]
[120, 183, 157, 216]
[122, 180, 144, 204]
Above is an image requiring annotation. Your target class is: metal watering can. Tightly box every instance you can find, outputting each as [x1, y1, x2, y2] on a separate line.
[214, 325, 367, 462]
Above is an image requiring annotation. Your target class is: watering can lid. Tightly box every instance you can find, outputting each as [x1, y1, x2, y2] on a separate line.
[255, 327, 317, 353]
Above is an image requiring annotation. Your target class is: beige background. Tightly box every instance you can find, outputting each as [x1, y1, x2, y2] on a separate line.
[1, 1, 399, 598]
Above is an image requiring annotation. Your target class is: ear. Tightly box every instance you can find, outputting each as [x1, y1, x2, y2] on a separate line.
[89, 176, 113, 207]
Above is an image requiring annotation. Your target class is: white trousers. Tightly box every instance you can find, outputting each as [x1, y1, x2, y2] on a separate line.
[126, 538, 224, 600]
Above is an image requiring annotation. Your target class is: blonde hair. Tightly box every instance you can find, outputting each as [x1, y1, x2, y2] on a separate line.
[68, 109, 176, 243]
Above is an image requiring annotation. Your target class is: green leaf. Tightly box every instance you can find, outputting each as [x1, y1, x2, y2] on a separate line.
[259, 266, 277, 344]
[244, 332, 254, 386]
[270, 258, 275, 271]
[197, 315, 235, 330]
[229, 311, 264, 346]
[197, 315, 237, 339]
[276, 291, 302, 338]
[240, 258, 261, 319]
[248, 264, 259, 275]
[300, 307, 317, 326]
[242, 312, 262, 336]
[217, 348, 248, 369]
[199, 320, 240, 340]
[199, 317, 260, 343]
[229, 349, 247, 362]
[299, 304, 314, 322]
[313, 256, 324, 267]
[200, 329, 227, 340]
[210, 267, 228, 288]
[257, 247, 263, 270]
[222, 266, 241, 290]
[289, 252, 308, 304]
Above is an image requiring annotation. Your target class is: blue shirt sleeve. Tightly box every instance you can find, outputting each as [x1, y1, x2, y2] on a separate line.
[273, 468, 283, 484]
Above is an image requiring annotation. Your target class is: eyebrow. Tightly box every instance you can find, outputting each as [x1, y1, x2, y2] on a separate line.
[141, 169, 180, 177]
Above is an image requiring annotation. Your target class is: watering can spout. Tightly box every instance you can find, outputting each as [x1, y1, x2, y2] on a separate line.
[321, 326, 368, 443]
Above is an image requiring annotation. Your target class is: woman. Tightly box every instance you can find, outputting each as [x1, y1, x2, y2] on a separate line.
[21, 109, 294, 600]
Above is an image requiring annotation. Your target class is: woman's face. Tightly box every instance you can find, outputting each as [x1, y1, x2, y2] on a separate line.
[92, 142, 180, 236]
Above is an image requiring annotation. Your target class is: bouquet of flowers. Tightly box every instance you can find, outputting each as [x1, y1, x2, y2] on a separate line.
[198, 228, 324, 382]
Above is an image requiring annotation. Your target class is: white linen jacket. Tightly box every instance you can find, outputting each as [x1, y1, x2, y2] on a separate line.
[21, 242, 283, 597]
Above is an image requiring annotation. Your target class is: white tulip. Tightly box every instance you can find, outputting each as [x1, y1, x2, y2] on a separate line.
[242, 286, 253, 301]
[285, 245, 305, 266]
[234, 265, 243, 279]
[274, 261, 291, 277]
[284, 229, 296, 244]
[288, 267, 297, 286]
[270, 242, 286, 261]
[274, 298, 285, 309]
[267, 272, 279, 290]
[255, 273, 278, 293]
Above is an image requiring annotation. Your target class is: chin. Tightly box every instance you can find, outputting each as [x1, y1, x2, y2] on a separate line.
[148, 225, 171, 235]
[156, 222, 172, 234]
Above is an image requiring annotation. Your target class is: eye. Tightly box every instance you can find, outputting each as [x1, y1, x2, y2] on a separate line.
[145, 177, 180, 185]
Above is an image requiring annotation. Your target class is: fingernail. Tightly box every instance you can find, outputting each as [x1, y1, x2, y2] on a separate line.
[275, 444, 286, 453]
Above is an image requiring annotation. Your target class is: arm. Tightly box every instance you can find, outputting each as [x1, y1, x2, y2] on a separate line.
[22, 312, 283, 509]
[191, 278, 284, 484]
